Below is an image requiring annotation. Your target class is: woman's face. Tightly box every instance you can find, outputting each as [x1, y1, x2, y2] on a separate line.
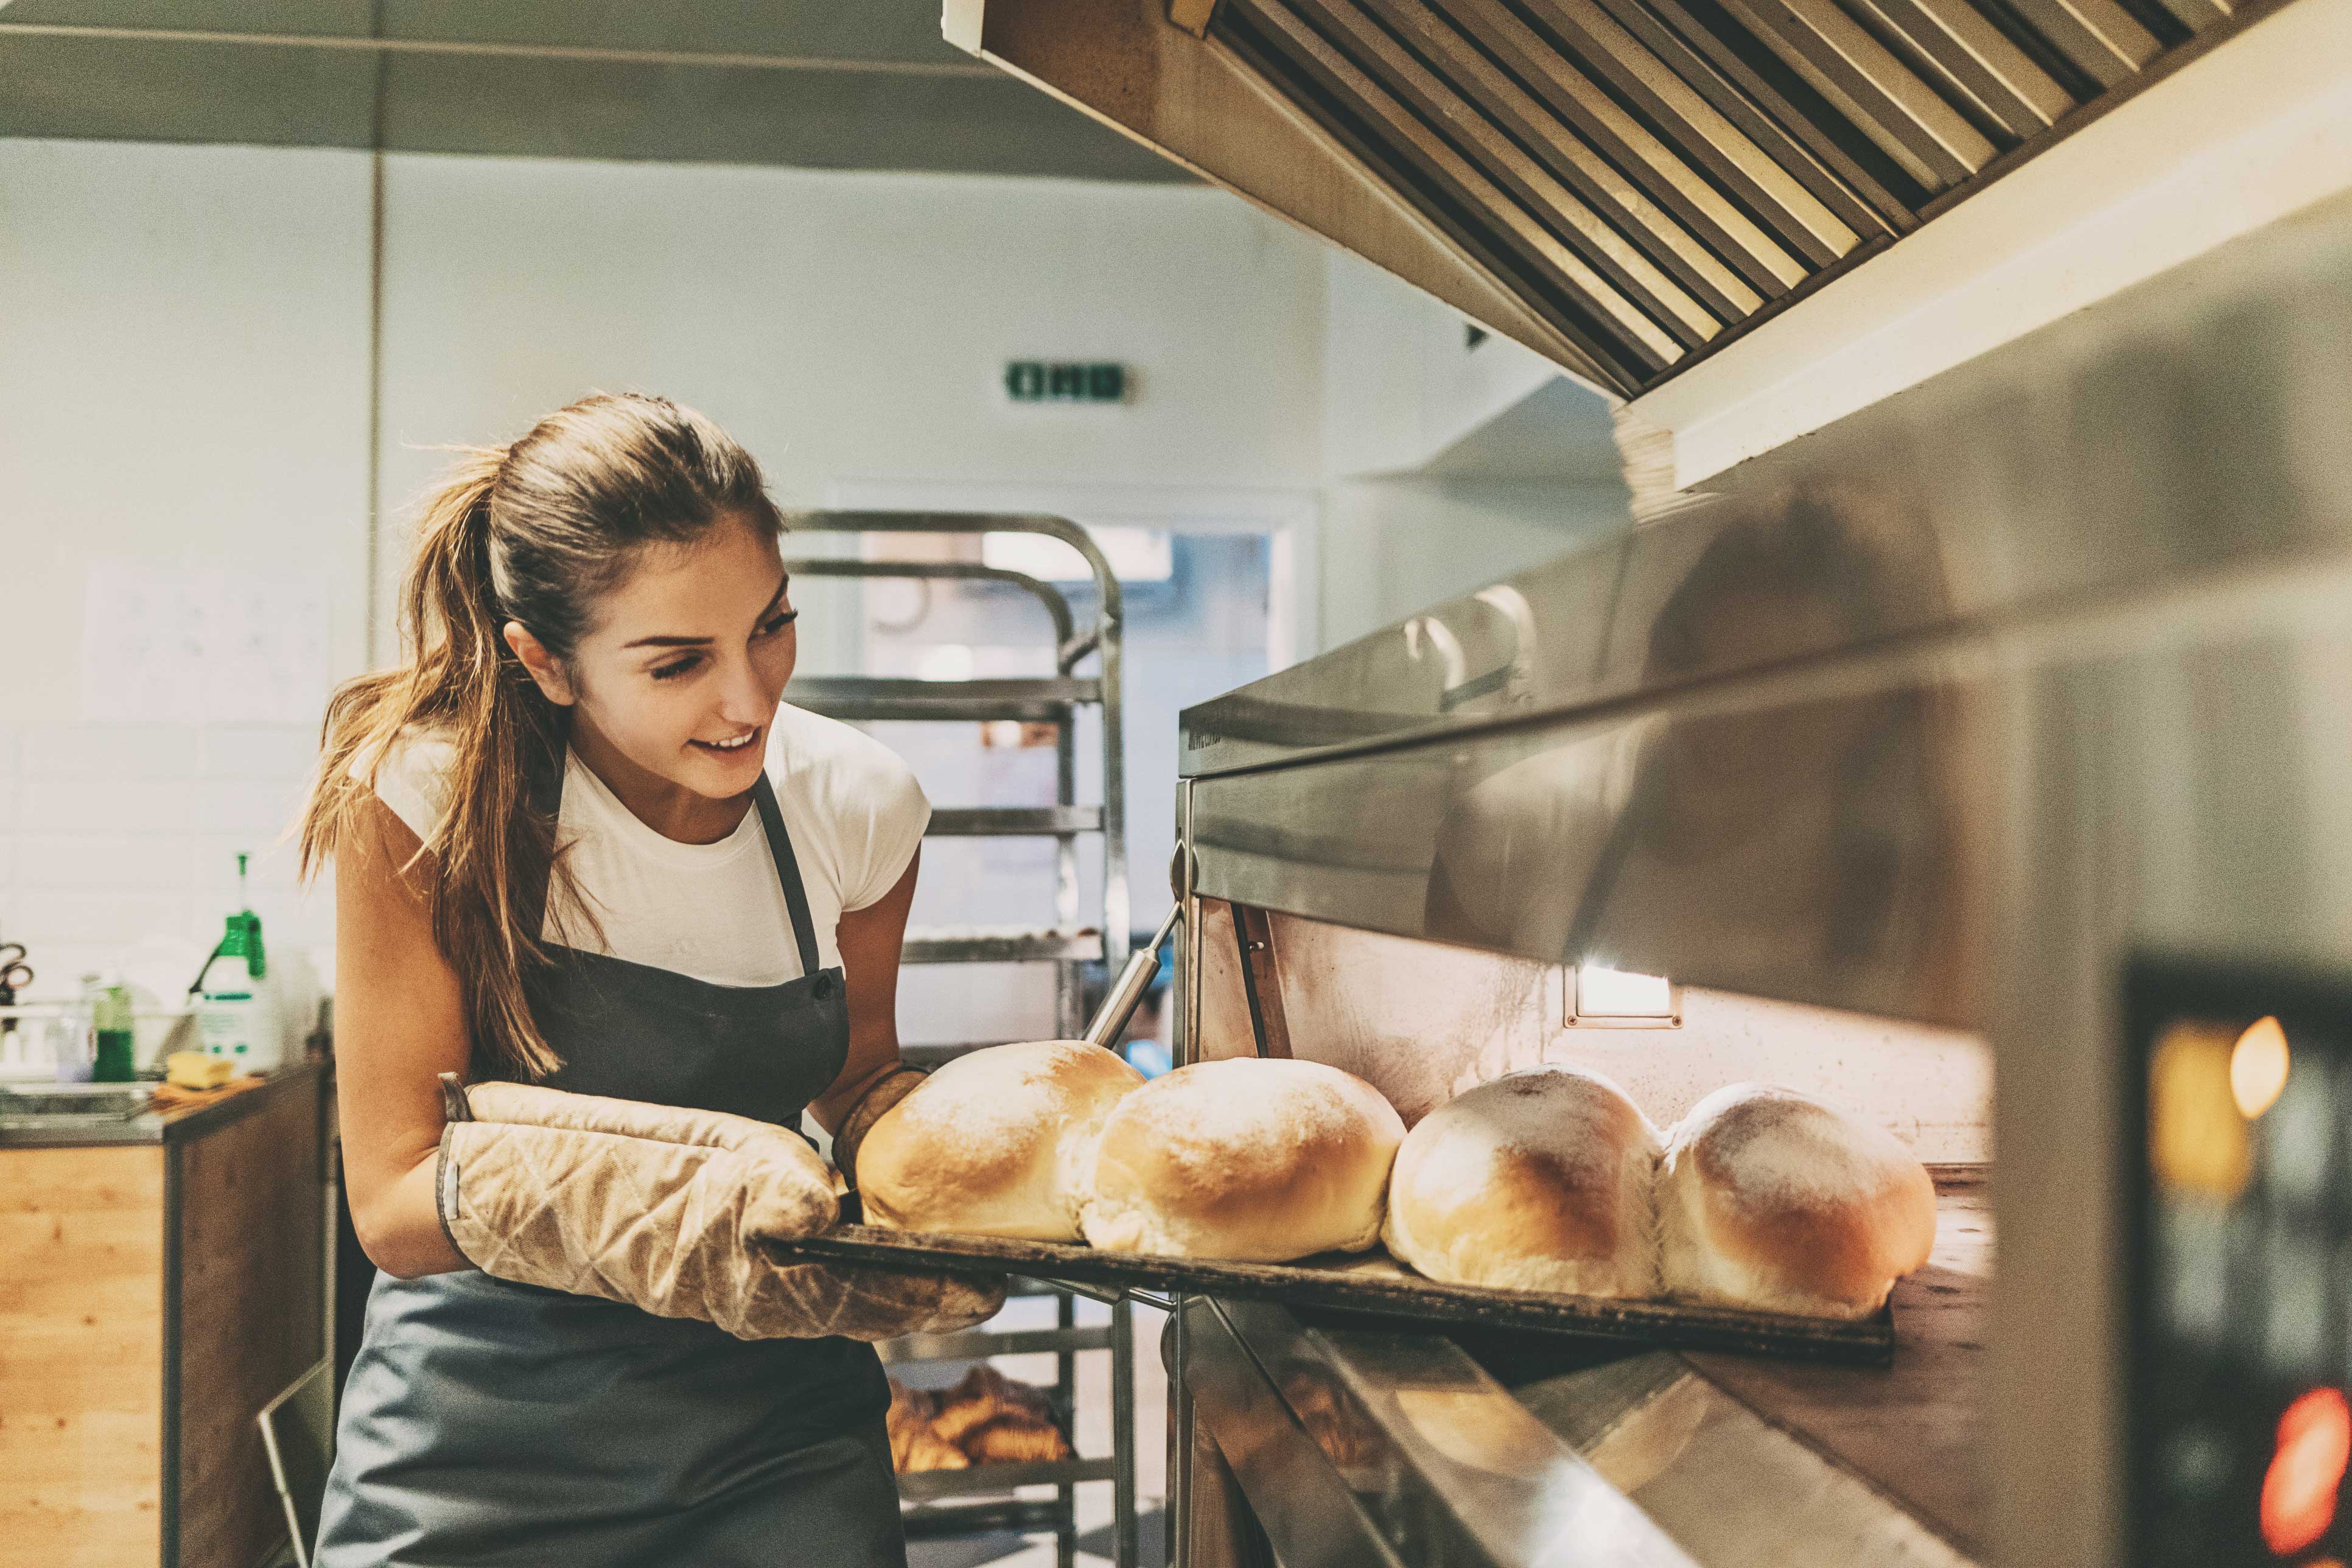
[528, 515, 798, 805]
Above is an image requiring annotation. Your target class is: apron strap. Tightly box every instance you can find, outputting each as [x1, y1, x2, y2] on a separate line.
[752, 774, 827, 982]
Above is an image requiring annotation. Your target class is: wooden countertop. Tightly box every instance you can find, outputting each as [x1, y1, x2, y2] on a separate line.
[0, 1059, 326, 1148]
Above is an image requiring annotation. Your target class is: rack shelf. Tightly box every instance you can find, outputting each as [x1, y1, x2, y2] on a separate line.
[901, 1497, 1077, 1539]
[926, 806, 1105, 837]
[898, 1457, 1121, 1502]
[901, 928, 1104, 965]
[791, 674, 1100, 723]
[881, 1325, 1117, 1363]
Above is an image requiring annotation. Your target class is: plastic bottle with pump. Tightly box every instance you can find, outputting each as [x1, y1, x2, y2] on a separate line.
[192, 854, 282, 1073]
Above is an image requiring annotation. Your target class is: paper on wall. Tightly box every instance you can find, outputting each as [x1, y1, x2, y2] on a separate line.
[79, 561, 331, 724]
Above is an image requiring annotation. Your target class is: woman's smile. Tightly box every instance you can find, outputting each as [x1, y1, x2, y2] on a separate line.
[691, 726, 762, 754]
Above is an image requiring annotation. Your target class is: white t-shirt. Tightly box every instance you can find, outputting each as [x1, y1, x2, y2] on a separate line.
[365, 704, 930, 987]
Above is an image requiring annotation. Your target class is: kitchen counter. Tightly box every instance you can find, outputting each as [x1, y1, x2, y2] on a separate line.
[0, 1059, 326, 1148]
[1, 1063, 329, 1567]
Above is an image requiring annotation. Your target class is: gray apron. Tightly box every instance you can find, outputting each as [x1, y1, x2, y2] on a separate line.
[315, 761, 905, 1568]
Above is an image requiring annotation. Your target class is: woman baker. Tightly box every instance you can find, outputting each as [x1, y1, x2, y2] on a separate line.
[302, 393, 998, 1565]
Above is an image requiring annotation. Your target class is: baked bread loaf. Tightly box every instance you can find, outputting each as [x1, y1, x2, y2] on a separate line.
[1657, 1082, 1936, 1319]
[1383, 1066, 1661, 1297]
[858, 1041, 1144, 1241]
[1079, 1058, 1405, 1262]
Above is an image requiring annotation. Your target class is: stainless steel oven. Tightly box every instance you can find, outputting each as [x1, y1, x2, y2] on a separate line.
[1153, 183, 2352, 1567]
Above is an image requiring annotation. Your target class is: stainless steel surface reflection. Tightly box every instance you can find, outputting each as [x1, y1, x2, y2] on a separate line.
[1183, 186, 2352, 780]
[1181, 1296, 1699, 1568]
[1191, 626, 1982, 1024]
[1514, 1355, 1971, 1568]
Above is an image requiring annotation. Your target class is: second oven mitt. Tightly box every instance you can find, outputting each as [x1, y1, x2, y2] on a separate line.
[830, 1065, 927, 1191]
[725, 1245, 1007, 1343]
[436, 1076, 1003, 1341]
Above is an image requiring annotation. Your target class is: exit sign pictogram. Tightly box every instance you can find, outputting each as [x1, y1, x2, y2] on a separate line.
[1005, 361, 1128, 404]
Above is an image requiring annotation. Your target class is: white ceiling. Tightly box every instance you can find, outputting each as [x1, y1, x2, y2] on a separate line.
[0, 1, 1192, 180]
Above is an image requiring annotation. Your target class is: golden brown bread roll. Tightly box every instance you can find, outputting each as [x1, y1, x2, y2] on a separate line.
[1657, 1082, 1936, 1319]
[858, 1041, 1144, 1240]
[902, 1429, 971, 1472]
[929, 1365, 1053, 1446]
[959, 1411, 1073, 1465]
[1079, 1058, 1405, 1262]
[1383, 1066, 1661, 1298]
[885, 1379, 970, 1473]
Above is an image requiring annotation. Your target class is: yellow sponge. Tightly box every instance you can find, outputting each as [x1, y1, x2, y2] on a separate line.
[166, 1052, 237, 1090]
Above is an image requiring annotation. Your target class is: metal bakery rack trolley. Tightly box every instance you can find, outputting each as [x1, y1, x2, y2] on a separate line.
[787, 513, 1139, 1568]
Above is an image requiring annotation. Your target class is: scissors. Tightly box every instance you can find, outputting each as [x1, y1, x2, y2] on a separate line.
[0, 942, 30, 1034]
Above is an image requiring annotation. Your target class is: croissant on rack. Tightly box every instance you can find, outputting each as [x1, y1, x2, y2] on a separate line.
[886, 1379, 970, 1474]
[886, 1368, 1074, 1473]
[959, 1409, 1071, 1464]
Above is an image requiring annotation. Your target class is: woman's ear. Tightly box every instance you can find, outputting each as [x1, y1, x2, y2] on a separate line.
[503, 621, 577, 706]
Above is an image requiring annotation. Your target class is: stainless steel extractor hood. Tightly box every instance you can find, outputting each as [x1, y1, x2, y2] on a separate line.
[946, 0, 2291, 397]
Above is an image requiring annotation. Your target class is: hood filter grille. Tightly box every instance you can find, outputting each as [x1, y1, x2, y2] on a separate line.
[1203, 0, 2225, 393]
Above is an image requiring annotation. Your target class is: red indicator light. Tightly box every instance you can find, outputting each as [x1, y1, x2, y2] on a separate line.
[2263, 1387, 2352, 1556]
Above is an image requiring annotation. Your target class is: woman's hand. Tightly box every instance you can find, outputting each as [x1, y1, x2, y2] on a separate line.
[808, 850, 922, 1139]
[334, 796, 474, 1278]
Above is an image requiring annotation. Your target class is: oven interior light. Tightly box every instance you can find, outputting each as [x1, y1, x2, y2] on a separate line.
[2262, 1386, 2350, 1557]
[1575, 965, 1674, 1018]
[2233, 1015, 2292, 1121]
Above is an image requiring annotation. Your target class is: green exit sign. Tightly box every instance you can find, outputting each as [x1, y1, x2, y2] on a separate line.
[1005, 361, 1128, 404]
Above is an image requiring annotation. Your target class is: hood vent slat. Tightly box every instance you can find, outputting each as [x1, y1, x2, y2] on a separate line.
[1188, 0, 2254, 395]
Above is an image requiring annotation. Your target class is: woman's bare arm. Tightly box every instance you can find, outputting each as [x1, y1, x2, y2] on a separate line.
[808, 849, 921, 1135]
[335, 795, 472, 1278]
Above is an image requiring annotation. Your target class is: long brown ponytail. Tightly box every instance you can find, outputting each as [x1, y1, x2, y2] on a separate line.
[299, 393, 785, 1080]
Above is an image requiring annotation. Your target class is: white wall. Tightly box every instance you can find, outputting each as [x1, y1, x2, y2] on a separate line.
[374, 155, 1329, 674]
[0, 139, 372, 1026]
[1321, 250, 1561, 480]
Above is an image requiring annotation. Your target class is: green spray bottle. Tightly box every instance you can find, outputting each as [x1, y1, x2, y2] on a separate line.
[192, 854, 282, 1072]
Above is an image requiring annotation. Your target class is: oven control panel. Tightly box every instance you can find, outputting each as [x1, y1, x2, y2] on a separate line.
[2132, 959, 2352, 1566]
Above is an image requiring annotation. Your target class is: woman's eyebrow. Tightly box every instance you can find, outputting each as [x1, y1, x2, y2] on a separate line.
[620, 572, 791, 651]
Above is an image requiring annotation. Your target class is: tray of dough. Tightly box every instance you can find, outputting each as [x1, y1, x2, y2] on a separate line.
[776, 1220, 1896, 1365]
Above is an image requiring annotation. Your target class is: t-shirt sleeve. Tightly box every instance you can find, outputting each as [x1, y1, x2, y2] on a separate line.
[842, 758, 932, 912]
[352, 729, 458, 845]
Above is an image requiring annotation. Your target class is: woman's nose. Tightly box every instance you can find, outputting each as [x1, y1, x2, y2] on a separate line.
[715, 654, 772, 723]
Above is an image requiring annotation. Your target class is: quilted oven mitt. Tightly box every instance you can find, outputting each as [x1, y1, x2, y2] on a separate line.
[436, 1077, 1004, 1342]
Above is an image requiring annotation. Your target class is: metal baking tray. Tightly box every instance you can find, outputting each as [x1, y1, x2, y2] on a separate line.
[780, 1221, 1895, 1364]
